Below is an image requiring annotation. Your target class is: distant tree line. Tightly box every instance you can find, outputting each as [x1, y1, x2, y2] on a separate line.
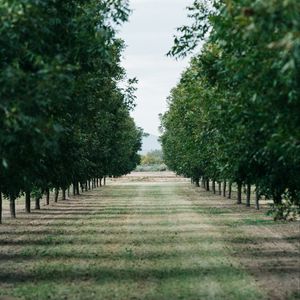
[136, 150, 167, 172]
[160, 0, 300, 219]
[0, 0, 142, 222]
[141, 150, 164, 165]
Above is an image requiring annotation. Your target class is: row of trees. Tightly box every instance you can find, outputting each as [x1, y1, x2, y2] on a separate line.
[0, 0, 142, 222]
[160, 0, 300, 219]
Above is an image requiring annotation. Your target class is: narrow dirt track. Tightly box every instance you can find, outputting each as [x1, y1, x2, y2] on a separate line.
[0, 172, 299, 300]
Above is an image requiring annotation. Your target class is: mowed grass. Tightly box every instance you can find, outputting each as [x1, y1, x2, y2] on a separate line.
[0, 176, 299, 300]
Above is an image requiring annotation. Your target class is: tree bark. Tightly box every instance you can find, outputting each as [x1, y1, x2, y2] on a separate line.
[228, 183, 232, 199]
[35, 196, 40, 210]
[62, 189, 66, 200]
[246, 183, 251, 207]
[195, 178, 200, 187]
[54, 188, 59, 203]
[88, 180, 91, 190]
[201, 178, 205, 188]
[223, 181, 226, 197]
[255, 190, 260, 210]
[0, 190, 2, 224]
[100, 178, 102, 187]
[237, 183, 242, 204]
[73, 183, 76, 196]
[218, 182, 221, 195]
[46, 188, 50, 205]
[10, 196, 16, 219]
[76, 182, 80, 195]
[206, 179, 210, 191]
[273, 193, 282, 205]
[25, 191, 31, 213]
[212, 181, 216, 194]
[67, 186, 70, 198]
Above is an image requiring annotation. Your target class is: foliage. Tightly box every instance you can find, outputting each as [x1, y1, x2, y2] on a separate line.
[140, 150, 164, 165]
[136, 150, 167, 172]
[161, 0, 300, 218]
[135, 164, 167, 172]
[0, 0, 142, 218]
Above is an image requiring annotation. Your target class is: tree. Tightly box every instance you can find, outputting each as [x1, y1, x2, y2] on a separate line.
[0, 0, 142, 220]
[162, 0, 300, 219]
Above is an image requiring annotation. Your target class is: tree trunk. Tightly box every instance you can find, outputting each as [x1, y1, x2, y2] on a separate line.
[206, 179, 210, 191]
[100, 178, 102, 187]
[46, 188, 50, 205]
[212, 181, 216, 194]
[195, 178, 200, 187]
[62, 189, 66, 200]
[255, 190, 260, 210]
[218, 182, 221, 195]
[10, 196, 16, 219]
[73, 183, 76, 196]
[273, 193, 282, 205]
[246, 183, 251, 207]
[228, 183, 232, 199]
[0, 190, 2, 224]
[54, 188, 59, 203]
[223, 181, 226, 197]
[76, 182, 80, 195]
[80, 183, 84, 193]
[25, 191, 31, 213]
[35, 196, 40, 210]
[67, 186, 70, 198]
[88, 180, 91, 190]
[237, 183, 242, 204]
[201, 178, 205, 188]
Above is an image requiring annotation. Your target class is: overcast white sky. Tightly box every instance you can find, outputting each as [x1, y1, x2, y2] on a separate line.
[120, 0, 193, 136]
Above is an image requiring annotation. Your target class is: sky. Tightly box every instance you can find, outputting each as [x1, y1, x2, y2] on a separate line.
[120, 0, 193, 136]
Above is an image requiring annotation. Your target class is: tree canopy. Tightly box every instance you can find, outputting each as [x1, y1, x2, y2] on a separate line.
[161, 0, 300, 219]
[0, 0, 142, 221]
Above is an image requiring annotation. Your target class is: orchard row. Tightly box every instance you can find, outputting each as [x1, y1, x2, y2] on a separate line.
[161, 0, 300, 219]
[0, 0, 142, 222]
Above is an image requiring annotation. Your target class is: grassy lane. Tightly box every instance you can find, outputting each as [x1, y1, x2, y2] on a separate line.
[0, 174, 299, 299]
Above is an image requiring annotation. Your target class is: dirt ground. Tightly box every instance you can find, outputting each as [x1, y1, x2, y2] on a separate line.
[0, 172, 299, 300]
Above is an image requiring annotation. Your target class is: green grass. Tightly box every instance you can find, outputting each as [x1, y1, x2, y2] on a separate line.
[0, 180, 297, 299]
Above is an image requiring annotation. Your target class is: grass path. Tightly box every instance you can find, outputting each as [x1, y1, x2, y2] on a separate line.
[0, 174, 299, 299]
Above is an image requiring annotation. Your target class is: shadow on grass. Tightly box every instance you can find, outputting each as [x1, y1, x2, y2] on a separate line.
[0, 264, 265, 284]
[0, 247, 225, 262]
